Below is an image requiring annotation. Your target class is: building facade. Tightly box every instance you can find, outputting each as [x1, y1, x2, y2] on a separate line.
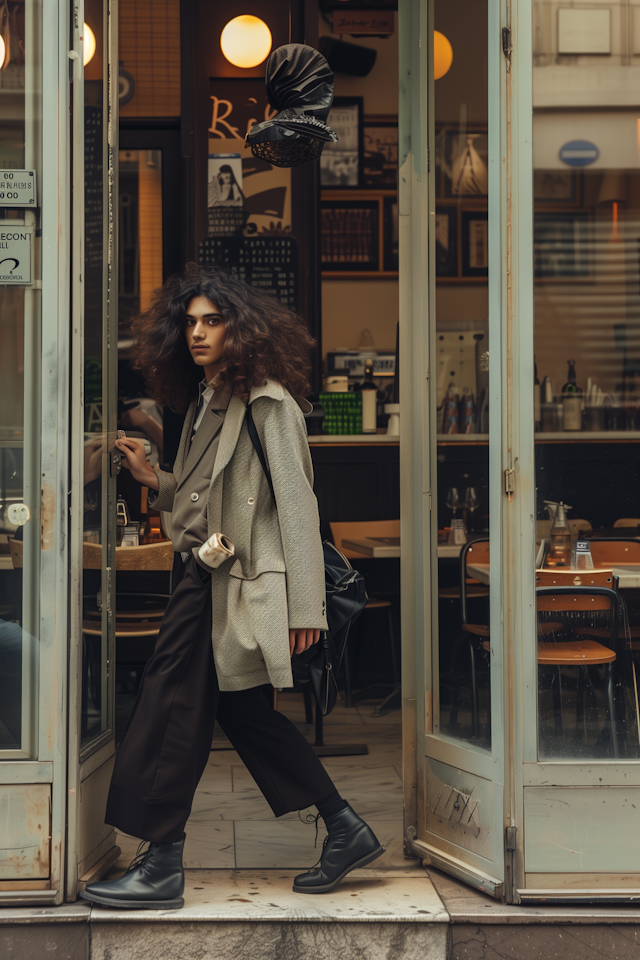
[1, 0, 640, 908]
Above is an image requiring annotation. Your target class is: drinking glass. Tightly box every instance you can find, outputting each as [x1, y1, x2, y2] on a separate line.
[465, 486, 478, 533]
[445, 487, 460, 516]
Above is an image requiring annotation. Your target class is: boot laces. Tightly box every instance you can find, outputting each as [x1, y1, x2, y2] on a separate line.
[126, 840, 151, 874]
[298, 811, 330, 870]
[298, 810, 323, 847]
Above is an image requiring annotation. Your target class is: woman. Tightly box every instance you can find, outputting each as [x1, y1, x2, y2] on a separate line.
[81, 265, 383, 910]
[208, 164, 244, 207]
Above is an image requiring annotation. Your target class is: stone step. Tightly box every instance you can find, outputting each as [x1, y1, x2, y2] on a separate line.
[0, 866, 450, 960]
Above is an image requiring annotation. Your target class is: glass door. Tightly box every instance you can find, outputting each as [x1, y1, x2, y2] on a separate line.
[0, 0, 40, 763]
[66, 0, 119, 896]
[400, 0, 505, 896]
[512, 0, 640, 900]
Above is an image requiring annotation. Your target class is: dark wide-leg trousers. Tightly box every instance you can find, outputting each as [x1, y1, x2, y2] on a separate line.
[105, 556, 334, 843]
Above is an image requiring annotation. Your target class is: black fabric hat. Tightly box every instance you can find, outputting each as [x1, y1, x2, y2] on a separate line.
[245, 44, 338, 168]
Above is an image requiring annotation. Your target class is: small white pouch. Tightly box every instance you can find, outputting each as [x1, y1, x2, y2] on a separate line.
[198, 532, 235, 569]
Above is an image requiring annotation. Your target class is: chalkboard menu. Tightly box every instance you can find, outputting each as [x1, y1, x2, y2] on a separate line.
[84, 104, 103, 355]
[198, 235, 299, 312]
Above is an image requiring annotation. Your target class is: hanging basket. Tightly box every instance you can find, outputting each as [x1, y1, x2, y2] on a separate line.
[249, 137, 325, 168]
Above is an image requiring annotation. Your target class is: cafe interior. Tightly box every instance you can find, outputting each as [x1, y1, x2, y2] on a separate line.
[4, 0, 640, 877]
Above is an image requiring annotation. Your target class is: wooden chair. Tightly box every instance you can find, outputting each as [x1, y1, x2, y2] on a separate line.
[589, 540, 640, 567]
[329, 521, 399, 711]
[570, 519, 592, 538]
[82, 541, 175, 696]
[438, 537, 489, 602]
[82, 540, 174, 571]
[614, 519, 640, 528]
[535, 571, 621, 756]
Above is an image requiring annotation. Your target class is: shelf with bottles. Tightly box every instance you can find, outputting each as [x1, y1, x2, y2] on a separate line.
[536, 357, 640, 437]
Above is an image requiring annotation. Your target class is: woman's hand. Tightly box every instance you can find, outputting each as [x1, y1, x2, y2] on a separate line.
[289, 628, 321, 656]
[115, 437, 159, 491]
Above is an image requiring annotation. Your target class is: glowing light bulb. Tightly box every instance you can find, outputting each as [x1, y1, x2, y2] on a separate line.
[83, 23, 96, 67]
[220, 15, 272, 69]
[434, 31, 453, 80]
[0, 36, 5, 69]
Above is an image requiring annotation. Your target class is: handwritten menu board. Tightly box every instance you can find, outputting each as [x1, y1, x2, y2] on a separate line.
[198, 235, 299, 312]
[84, 104, 103, 352]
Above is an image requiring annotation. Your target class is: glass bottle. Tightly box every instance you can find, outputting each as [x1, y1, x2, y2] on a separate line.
[562, 359, 582, 431]
[562, 359, 580, 394]
[361, 358, 378, 434]
[547, 501, 571, 567]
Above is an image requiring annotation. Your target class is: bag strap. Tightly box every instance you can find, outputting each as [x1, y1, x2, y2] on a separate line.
[246, 403, 275, 500]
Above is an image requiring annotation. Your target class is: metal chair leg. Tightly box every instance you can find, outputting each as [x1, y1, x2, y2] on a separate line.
[449, 632, 467, 727]
[551, 667, 563, 737]
[469, 640, 479, 739]
[605, 662, 619, 758]
[387, 607, 399, 684]
[343, 632, 354, 709]
[302, 683, 314, 724]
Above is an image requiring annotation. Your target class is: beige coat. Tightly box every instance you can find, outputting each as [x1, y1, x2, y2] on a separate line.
[153, 379, 328, 691]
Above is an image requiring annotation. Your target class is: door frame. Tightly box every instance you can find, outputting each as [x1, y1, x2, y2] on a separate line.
[398, 0, 532, 901]
[118, 124, 184, 282]
[66, 0, 120, 900]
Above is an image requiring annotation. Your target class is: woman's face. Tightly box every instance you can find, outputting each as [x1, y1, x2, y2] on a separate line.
[185, 295, 227, 373]
[221, 171, 232, 183]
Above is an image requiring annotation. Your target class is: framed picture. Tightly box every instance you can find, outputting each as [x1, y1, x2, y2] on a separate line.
[363, 117, 398, 189]
[534, 212, 590, 278]
[320, 199, 379, 271]
[383, 196, 398, 272]
[321, 97, 364, 188]
[444, 128, 488, 198]
[435, 206, 457, 277]
[534, 170, 579, 205]
[462, 210, 488, 277]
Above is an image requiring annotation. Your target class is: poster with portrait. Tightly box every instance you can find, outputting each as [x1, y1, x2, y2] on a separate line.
[208, 154, 244, 207]
[207, 154, 245, 236]
[208, 79, 292, 236]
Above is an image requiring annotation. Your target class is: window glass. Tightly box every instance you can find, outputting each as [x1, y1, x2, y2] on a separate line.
[533, 0, 640, 758]
[0, 0, 40, 756]
[81, 0, 109, 746]
[433, 0, 491, 749]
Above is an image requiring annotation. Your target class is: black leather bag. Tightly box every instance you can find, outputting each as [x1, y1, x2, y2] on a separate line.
[245, 405, 368, 715]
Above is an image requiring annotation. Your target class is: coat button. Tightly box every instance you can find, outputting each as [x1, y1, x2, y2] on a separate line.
[191, 492, 199, 502]
[247, 497, 255, 505]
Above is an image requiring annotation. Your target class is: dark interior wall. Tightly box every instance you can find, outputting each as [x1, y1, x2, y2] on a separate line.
[434, 0, 488, 125]
[180, 0, 322, 389]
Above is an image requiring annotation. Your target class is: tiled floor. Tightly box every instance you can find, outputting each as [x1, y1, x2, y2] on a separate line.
[113, 691, 404, 875]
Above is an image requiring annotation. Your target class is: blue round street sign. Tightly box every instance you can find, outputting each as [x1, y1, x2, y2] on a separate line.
[558, 140, 599, 167]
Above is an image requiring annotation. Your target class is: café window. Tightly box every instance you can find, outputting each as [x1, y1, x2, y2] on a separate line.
[532, 0, 640, 759]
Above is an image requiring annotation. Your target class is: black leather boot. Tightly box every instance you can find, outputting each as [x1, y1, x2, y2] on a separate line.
[293, 805, 384, 894]
[80, 836, 185, 909]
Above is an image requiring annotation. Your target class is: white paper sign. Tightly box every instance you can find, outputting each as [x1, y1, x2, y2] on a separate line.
[0, 228, 32, 284]
[0, 170, 36, 206]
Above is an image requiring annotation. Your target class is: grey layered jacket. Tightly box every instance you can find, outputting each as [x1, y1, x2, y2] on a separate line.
[153, 379, 328, 691]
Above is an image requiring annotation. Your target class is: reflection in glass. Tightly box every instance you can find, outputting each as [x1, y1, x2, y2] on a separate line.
[434, 0, 491, 748]
[533, 2, 640, 758]
[0, 2, 39, 755]
[81, 0, 107, 746]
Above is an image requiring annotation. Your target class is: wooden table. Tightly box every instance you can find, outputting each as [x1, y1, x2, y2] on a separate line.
[340, 537, 463, 560]
[468, 563, 640, 589]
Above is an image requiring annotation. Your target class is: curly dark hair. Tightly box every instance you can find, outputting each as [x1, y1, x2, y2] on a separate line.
[130, 264, 316, 411]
